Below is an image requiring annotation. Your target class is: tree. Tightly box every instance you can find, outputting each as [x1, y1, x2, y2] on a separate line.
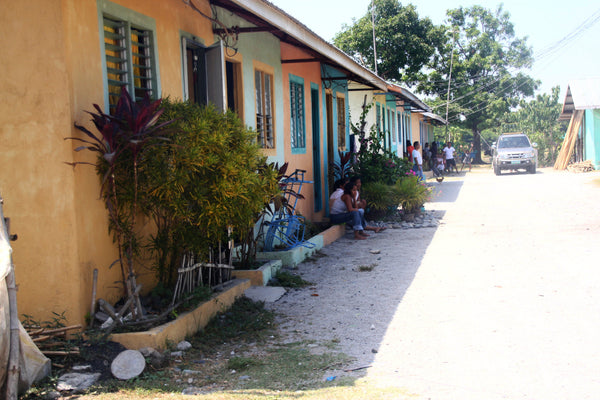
[333, 0, 442, 84]
[502, 86, 567, 166]
[418, 5, 538, 163]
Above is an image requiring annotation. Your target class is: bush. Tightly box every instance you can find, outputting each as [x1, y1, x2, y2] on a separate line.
[128, 99, 281, 284]
[391, 175, 431, 214]
[361, 181, 399, 218]
[350, 103, 411, 184]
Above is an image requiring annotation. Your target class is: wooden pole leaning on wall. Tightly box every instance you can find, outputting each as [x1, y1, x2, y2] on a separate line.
[554, 110, 584, 170]
[1, 193, 19, 400]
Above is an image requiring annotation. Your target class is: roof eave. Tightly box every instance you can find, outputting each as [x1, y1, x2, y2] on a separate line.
[211, 0, 387, 90]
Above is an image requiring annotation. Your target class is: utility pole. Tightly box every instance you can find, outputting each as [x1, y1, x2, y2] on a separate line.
[371, 0, 378, 75]
[445, 28, 457, 141]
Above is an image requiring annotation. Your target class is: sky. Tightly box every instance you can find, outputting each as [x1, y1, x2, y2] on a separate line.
[270, 0, 600, 100]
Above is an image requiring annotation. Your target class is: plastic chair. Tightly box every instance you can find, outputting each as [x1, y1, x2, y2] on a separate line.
[263, 169, 316, 252]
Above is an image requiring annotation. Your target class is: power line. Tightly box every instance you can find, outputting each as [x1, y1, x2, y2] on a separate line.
[432, 7, 600, 120]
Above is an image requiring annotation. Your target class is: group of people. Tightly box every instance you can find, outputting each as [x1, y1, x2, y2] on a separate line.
[407, 140, 466, 180]
[329, 176, 386, 240]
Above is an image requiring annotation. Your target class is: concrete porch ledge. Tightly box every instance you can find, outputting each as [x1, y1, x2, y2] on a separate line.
[255, 224, 346, 268]
[110, 278, 250, 350]
[232, 259, 282, 286]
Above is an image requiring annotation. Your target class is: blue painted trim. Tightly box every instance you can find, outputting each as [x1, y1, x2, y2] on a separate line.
[290, 74, 306, 154]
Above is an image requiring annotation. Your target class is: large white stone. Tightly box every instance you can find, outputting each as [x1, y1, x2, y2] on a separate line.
[111, 350, 145, 380]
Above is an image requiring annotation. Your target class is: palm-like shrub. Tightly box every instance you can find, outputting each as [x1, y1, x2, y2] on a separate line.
[391, 175, 431, 215]
[68, 87, 173, 304]
[361, 181, 399, 218]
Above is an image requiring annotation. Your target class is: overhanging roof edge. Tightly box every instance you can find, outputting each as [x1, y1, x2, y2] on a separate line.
[224, 0, 388, 90]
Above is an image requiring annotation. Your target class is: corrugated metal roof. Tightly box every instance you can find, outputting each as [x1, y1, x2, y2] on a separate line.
[211, 0, 388, 90]
[559, 78, 600, 120]
[422, 112, 448, 126]
[386, 84, 430, 112]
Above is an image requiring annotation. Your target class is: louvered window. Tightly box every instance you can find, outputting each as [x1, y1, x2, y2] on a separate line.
[103, 16, 156, 113]
[290, 79, 305, 151]
[255, 70, 274, 149]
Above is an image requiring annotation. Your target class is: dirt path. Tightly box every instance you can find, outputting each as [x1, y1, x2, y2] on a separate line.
[268, 167, 600, 399]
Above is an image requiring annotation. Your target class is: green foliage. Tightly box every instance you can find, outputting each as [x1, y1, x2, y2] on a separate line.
[502, 86, 567, 166]
[391, 175, 431, 214]
[361, 181, 399, 216]
[227, 356, 264, 371]
[351, 102, 411, 184]
[180, 285, 212, 311]
[418, 5, 538, 161]
[273, 270, 313, 288]
[70, 87, 174, 297]
[334, 0, 443, 84]
[134, 99, 281, 283]
[192, 296, 275, 346]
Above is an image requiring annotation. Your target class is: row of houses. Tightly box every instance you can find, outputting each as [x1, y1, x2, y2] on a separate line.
[0, 0, 446, 326]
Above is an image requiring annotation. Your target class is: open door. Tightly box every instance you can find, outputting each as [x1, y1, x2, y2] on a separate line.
[182, 37, 207, 105]
[206, 41, 226, 112]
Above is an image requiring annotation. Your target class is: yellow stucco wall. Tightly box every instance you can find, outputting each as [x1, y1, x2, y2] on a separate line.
[411, 113, 423, 145]
[0, 0, 217, 326]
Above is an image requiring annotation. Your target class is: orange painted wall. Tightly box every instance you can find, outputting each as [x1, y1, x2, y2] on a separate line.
[0, 0, 216, 326]
[280, 42, 326, 222]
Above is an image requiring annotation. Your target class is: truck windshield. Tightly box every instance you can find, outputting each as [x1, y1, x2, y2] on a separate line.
[498, 136, 530, 148]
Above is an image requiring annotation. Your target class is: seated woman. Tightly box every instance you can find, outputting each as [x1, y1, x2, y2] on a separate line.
[330, 182, 383, 240]
[328, 178, 347, 211]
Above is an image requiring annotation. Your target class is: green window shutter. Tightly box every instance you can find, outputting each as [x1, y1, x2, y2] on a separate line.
[103, 15, 156, 113]
[290, 80, 305, 150]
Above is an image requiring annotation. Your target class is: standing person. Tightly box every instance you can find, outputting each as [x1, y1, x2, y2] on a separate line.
[443, 141, 459, 174]
[429, 141, 438, 170]
[423, 143, 431, 170]
[406, 140, 414, 163]
[412, 141, 425, 182]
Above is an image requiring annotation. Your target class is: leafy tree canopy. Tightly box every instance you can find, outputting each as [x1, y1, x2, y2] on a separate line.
[417, 5, 538, 162]
[333, 0, 443, 84]
[501, 86, 567, 166]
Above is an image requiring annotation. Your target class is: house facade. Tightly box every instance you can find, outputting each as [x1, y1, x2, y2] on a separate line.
[1, 0, 230, 327]
[348, 82, 446, 161]
[0, 0, 393, 326]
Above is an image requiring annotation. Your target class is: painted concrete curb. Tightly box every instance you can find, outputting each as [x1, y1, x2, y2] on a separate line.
[110, 278, 250, 350]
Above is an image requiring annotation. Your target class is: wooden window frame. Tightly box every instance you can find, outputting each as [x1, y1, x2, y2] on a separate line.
[255, 65, 275, 149]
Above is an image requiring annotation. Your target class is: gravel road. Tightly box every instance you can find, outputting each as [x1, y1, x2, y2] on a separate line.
[267, 167, 600, 399]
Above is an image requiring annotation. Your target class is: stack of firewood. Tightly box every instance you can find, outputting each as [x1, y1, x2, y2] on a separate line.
[25, 324, 82, 365]
[567, 160, 594, 173]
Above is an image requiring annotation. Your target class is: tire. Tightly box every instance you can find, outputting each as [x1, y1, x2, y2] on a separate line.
[494, 165, 500, 175]
[530, 164, 536, 174]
